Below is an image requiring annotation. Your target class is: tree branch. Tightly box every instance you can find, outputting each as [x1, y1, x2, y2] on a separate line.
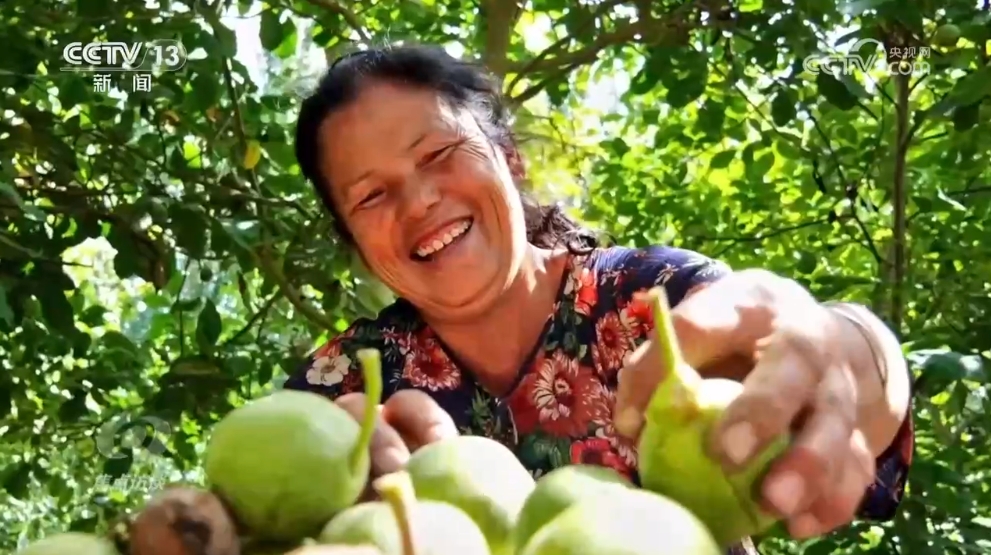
[223, 292, 279, 347]
[302, 0, 370, 43]
[217, 44, 338, 332]
[505, 0, 628, 94]
[480, 0, 523, 77]
[890, 72, 911, 333]
[505, 2, 697, 78]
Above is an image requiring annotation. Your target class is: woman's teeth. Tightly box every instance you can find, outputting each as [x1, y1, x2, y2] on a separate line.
[415, 220, 471, 259]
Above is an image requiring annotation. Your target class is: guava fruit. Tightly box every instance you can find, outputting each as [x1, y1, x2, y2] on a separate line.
[513, 465, 632, 552]
[518, 488, 721, 555]
[128, 485, 240, 555]
[636, 287, 789, 547]
[404, 436, 534, 555]
[319, 471, 489, 555]
[933, 24, 961, 47]
[204, 349, 384, 542]
[16, 532, 118, 555]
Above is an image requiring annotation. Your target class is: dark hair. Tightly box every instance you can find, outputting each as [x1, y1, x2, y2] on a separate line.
[293, 44, 598, 253]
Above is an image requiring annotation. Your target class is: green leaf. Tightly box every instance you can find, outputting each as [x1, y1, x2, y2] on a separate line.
[909, 349, 987, 395]
[710, 150, 736, 169]
[0, 284, 12, 325]
[952, 103, 980, 132]
[948, 66, 991, 106]
[771, 90, 797, 126]
[696, 101, 726, 136]
[190, 72, 221, 112]
[169, 204, 209, 259]
[795, 251, 818, 274]
[79, 305, 108, 327]
[101, 331, 139, 355]
[57, 389, 90, 422]
[2, 462, 32, 499]
[665, 68, 707, 108]
[816, 73, 858, 110]
[37, 287, 75, 336]
[196, 299, 223, 349]
[102, 451, 134, 479]
[226, 356, 254, 378]
[840, 0, 894, 16]
[0, 380, 12, 419]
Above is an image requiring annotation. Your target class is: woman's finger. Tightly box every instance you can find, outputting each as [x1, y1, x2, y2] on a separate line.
[614, 271, 778, 439]
[673, 269, 782, 368]
[383, 389, 459, 452]
[707, 328, 824, 480]
[335, 393, 411, 477]
[787, 431, 875, 539]
[755, 360, 858, 518]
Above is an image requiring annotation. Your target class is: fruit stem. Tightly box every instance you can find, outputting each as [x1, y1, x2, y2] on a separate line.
[645, 287, 703, 416]
[351, 349, 384, 475]
[373, 472, 419, 555]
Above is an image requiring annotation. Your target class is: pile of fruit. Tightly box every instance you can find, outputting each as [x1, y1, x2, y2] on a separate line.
[18, 288, 787, 555]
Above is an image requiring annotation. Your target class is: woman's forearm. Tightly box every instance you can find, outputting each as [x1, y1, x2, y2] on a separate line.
[826, 302, 912, 457]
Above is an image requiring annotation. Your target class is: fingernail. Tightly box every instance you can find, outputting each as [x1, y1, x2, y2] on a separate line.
[722, 422, 757, 465]
[615, 408, 643, 437]
[766, 472, 805, 516]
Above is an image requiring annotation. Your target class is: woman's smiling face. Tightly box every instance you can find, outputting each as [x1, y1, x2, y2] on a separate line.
[318, 79, 528, 319]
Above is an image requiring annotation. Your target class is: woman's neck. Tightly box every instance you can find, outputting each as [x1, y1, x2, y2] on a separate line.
[424, 245, 570, 396]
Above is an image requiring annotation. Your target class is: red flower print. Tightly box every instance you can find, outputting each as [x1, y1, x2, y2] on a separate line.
[594, 422, 639, 468]
[340, 366, 364, 393]
[591, 312, 634, 379]
[507, 351, 610, 437]
[402, 329, 461, 391]
[570, 438, 633, 479]
[312, 336, 346, 359]
[568, 267, 598, 316]
[619, 290, 654, 338]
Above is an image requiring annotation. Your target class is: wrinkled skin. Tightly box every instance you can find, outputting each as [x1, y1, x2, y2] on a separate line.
[318, 80, 527, 321]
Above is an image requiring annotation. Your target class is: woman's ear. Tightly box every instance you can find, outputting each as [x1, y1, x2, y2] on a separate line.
[502, 141, 527, 182]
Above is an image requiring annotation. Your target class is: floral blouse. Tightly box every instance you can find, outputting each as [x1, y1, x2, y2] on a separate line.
[284, 245, 914, 555]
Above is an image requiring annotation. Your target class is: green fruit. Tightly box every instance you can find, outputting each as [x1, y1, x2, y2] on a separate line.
[933, 24, 961, 47]
[636, 287, 789, 548]
[518, 488, 721, 555]
[513, 465, 632, 551]
[319, 471, 490, 555]
[405, 436, 534, 555]
[204, 349, 384, 542]
[16, 533, 118, 555]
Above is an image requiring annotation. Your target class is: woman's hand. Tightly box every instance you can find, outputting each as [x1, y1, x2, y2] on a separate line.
[335, 389, 458, 498]
[613, 269, 878, 539]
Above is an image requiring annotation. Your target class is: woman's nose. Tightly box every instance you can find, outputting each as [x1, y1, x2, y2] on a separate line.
[399, 176, 441, 221]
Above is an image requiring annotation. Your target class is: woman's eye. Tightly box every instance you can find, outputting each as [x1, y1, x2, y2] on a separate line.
[357, 189, 384, 208]
[420, 145, 454, 166]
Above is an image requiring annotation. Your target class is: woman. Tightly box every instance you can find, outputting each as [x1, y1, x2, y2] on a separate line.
[288, 45, 914, 554]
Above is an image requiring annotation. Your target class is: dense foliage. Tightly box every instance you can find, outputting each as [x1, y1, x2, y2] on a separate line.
[1, 0, 990, 553]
